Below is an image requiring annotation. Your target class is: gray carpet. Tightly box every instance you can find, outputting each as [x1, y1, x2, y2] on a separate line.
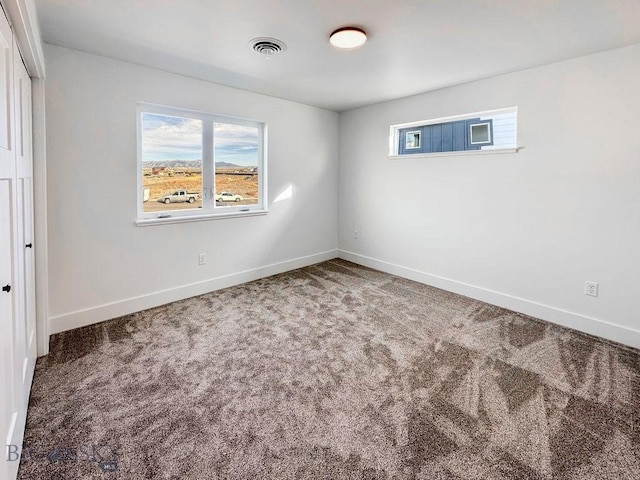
[17, 259, 640, 479]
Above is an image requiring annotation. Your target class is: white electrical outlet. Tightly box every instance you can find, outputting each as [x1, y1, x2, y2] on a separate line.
[353, 230, 360, 239]
[584, 281, 598, 297]
[198, 253, 206, 265]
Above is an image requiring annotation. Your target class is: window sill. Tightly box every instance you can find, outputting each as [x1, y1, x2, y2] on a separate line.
[388, 147, 520, 160]
[136, 209, 268, 227]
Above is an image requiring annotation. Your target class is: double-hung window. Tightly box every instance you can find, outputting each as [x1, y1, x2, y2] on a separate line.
[137, 103, 267, 224]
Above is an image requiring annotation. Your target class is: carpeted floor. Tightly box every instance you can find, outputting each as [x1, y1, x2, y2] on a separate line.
[17, 259, 640, 479]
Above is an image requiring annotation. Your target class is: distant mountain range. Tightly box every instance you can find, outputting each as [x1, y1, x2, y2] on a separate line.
[143, 160, 251, 168]
[216, 162, 244, 168]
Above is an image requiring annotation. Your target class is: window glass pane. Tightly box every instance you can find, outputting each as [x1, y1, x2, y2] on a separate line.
[470, 123, 490, 144]
[406, 131, 421, 149]
[141, 113, 203, 213]
[213, 123, 259, 207]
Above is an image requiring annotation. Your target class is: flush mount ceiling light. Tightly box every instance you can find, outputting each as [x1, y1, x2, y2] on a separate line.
[249, 37, 287, 57]
[329, 27, 367, 49]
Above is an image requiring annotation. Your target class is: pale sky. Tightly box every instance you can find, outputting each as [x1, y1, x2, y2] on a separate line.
[142, 113, 259, 166]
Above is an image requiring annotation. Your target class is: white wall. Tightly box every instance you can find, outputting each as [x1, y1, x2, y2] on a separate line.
[45, 42, 640, 348]
[45, 45, 339, 333]
[339, 44, 640, 348]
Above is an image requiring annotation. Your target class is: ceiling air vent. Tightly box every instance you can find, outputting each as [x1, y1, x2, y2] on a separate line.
[249, 37, 287, 57]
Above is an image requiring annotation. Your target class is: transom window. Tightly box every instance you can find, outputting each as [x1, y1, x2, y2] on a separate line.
[390, 107, 517, 157]
[137, 103, 267, 223]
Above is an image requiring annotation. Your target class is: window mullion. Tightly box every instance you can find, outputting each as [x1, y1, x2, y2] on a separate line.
[202, 119, 214, 211]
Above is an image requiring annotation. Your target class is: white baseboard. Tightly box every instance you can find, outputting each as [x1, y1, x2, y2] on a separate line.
[49, 250, 339, 335]
[50, 248, 639, 351]
[339, 250, 640, 350]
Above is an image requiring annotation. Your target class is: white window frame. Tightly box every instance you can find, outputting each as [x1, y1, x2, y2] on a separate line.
[136, 103, 268, 226]
[389, 106, 519, 159]
[470, 122, 492, 145]
[405, 130, 421, 149]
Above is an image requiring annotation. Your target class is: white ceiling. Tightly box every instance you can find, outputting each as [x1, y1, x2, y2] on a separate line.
[34, 0, 640, 112]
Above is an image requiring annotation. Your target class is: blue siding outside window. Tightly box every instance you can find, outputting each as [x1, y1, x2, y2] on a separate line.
[452, 121, 467, 151]
[442, 122, 453, 152]
[399, 118, 494, 155]
[430, 124, 442, 153]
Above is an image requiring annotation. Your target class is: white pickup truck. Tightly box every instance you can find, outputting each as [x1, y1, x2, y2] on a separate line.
[158, 189, 200, 204]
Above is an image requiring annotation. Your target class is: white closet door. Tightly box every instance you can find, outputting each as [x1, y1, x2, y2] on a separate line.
[0, 7, 18, 480]
[13, 43, 35, 411]
[1, 8, 35, 480]
[0, 181, 18, 480]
